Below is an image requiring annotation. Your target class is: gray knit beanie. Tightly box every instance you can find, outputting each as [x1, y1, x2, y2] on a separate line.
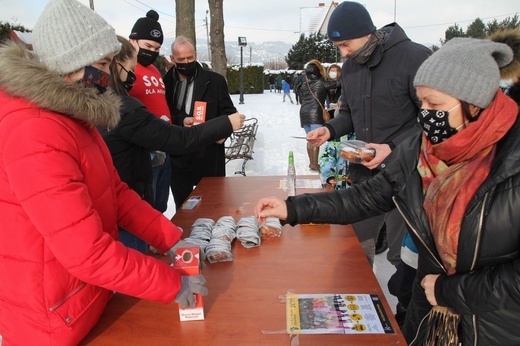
[414, 37, 513, 108]
[33, 0, 121, 75]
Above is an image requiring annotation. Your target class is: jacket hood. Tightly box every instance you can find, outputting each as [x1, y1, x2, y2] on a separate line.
[380, 23, 410, 51]
[0, 41, 121, 129]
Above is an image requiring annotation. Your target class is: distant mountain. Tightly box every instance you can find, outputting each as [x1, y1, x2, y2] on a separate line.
[161, 38, 293, 67]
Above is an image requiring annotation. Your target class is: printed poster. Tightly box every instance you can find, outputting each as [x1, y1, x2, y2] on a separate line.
[286, 293, 395, 334]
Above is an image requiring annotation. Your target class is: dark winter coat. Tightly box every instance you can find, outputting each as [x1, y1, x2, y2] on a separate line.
[293, 74, 305, 94]
[325, 23, 432, 183]
[100, 94, 233, 205]
[285, 106, 520, 345]
[164, 62, 237, 180]
[299, 74, 341, 127]
[299, 73, 327, 127]
[326, 78, 341, 104]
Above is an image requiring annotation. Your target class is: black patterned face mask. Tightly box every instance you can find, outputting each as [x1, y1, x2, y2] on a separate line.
[418, 104, 463, 144]
[82, 66, 112, 94]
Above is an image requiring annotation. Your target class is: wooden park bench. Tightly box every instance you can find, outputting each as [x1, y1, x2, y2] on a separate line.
[225, 117, 259, 176]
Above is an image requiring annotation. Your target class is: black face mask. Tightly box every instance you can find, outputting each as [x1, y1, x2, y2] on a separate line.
[418, 104, 464, 144]
[118, 62, 136, 92]
[176, 60, 197, 77]
[137, 48, 159, 66]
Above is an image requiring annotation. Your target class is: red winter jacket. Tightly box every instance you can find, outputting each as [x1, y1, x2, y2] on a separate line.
[0, 42, 182, 345]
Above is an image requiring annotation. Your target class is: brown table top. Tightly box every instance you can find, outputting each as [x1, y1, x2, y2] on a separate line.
[82, 176, 406, 345]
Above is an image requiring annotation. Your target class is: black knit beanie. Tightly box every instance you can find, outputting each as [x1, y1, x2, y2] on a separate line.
[129, 10, 163, 45]
[327, 1, 376, 41]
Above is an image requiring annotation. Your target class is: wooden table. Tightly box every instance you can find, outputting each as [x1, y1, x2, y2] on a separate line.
[82, 176, 406, 345]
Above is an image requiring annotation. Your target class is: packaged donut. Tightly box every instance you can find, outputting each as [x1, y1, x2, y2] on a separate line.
[259, 217, 283, 237]
[339, 140, 376, 164]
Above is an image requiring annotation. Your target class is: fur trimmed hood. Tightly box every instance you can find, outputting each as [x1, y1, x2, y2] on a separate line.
[490, 28, 520, 82]
[0, 41, 120, 128]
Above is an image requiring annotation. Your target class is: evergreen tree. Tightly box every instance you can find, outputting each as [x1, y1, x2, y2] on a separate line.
[487, 14, 520, 35]
[0, 21, 30, 43]
[466, 18, 486, 39]
[442, 23, 465, 44]
[285, 33, 339, 70]
[442, 15, 520, 44]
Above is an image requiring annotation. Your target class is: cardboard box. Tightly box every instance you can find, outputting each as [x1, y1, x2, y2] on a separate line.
[193, 101, 207, 125]
[173, 247, 204, 321]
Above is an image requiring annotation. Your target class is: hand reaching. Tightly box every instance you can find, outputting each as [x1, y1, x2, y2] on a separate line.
[229, 112, 246, 131]
[254, 196, 288, 224]
[306, 127, 331, 147]
[183, 117, 194, 127]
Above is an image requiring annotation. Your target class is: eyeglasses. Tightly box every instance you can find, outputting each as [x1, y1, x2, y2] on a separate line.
[118, 62, 136, 84]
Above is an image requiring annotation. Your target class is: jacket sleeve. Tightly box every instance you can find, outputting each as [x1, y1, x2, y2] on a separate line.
[435, 256, 520, 315]
[285, 170, 395, 226]
[4, 117, 181, 303]
[112, 164, 182, 253]
[118, 97, 233, 154]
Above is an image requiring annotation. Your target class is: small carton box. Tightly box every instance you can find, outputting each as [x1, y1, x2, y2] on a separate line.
[193, 101, 207, 125]
[173, 247, 204, 321]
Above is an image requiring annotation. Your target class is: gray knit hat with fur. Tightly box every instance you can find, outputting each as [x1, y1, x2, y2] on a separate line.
[414, 37, 513, 108]
[33, 0, 121, 75]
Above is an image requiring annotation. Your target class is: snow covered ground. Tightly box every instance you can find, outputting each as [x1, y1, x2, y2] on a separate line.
[164, 90, 398, 314]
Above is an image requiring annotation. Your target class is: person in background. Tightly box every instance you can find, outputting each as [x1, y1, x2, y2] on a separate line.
[387, 231, 417, 328]
[282, 78, 294, 104]
[165, 36, 239, 210]
[307, 1, 432, 269]
[319, 98, 352, 189]
[0, 0, 208, 344]
[324, 64, 342, 119]
[128, 10, 171, 217]
[101, 36, 245, 253]
[293, 71, 305, 105]
[276, 73, 283, 93]
[268, 74, 276, 92]
[299, 59, 328, 171]
[256, 34, 520, 345]
[319, 134, 352, 190]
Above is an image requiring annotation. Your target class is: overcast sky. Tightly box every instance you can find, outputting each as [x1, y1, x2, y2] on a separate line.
[1, 0, 518, 49]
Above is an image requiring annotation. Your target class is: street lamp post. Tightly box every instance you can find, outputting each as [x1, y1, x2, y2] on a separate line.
[238, 36, 247, 105]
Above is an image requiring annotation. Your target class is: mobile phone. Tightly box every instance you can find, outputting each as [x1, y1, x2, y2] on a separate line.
[182, 196, 202, 210]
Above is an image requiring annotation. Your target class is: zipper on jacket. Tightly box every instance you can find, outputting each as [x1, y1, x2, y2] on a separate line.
[393, 196, 447, 274]
[49, 282, 87, 312]
[467, 192, 488, 345]
[408, 308, 432, 346]
[470, 192, 488, 270]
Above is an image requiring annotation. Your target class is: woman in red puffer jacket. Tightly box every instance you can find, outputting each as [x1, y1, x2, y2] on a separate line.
[0, 1, 207, 344]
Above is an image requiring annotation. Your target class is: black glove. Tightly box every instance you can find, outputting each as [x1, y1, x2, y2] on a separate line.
[174, 275, 209, 309]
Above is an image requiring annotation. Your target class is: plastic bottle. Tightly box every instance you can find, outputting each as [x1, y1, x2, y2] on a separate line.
[287, 151, 296, 196]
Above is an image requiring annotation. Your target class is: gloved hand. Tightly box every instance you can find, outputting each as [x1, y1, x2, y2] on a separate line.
[174, 275, 209, 309]
[167, 239, 207, 268]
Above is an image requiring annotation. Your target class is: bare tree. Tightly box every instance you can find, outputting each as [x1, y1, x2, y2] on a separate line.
[176, 0, 196, 46]
[208, 0, 227, 78]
